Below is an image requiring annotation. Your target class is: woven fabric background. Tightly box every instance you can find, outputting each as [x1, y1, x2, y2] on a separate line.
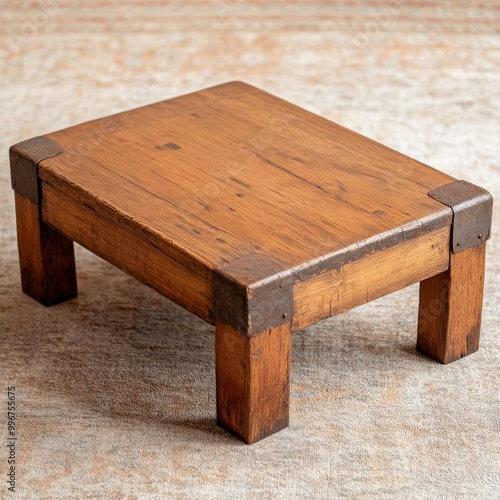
[0, 1, 499, 498]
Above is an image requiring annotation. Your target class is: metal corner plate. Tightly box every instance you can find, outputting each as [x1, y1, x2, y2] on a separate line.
[10, 136, 63, 204]
[428, 180, 493, 253]
[213, 253, 294, 336]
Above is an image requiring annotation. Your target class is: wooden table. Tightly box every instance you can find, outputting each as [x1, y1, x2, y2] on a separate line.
[10, 82, 493, 444]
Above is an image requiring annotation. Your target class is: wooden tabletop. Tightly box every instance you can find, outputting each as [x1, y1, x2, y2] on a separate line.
[39, 81, 454, 278]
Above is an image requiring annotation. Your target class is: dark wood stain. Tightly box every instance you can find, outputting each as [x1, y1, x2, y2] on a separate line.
[230, 176, 250, 188]
[252, 150, 329, 194]
[155, 142, 181, 151]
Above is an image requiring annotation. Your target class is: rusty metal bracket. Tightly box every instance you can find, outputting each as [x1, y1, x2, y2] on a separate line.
[10, 136, 64, 204]
[213, 253, 293, 337]
[428, 180, 493, 253]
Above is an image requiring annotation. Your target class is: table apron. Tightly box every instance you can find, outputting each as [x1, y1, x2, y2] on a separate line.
[41, 181, 214, 324]
[292, 226, 451, 331]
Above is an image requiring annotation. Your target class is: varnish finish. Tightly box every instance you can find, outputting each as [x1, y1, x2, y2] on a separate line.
[39, 81, 454, 278]
[10, 81, 492, 443]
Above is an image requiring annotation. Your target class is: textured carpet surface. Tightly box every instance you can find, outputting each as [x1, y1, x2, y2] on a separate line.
[0, 2, 499, 498]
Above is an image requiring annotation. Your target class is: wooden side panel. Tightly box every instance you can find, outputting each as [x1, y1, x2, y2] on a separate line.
[14, 192, 77, 306]
[216, 321, 291, 444]
[293, 226, 450, 331]
[417, 244, 486, 364]
[41, 182, 213, 323]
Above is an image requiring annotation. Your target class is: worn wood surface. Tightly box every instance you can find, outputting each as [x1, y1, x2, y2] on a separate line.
[12, 81, 488, 445]
[293, 226, 451, 331]
[216, 321, 291, 444]
[417, 244, 486, 364]
[14, 192, 77, 306]
[39, 81, 453, 282]
[41, 182, 212, 323]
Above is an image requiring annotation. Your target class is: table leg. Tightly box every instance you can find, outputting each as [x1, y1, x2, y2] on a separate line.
[215, 321, 291, 444]
[417, 244, 486, 364]
[14, 192, 77, 306]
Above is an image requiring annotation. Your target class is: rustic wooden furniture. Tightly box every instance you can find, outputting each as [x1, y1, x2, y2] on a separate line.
[10, 82, 493, 444]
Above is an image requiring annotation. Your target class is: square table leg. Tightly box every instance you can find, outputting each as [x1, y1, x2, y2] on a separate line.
[417, 244, 486, 364]
[215, 321, 291, 444]
[14, 192, 77, 306]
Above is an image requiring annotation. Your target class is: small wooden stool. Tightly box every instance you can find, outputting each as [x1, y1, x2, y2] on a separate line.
[10, 82, 492, 443]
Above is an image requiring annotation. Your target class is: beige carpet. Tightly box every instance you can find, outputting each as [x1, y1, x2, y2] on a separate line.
[1, 2, 499, 498]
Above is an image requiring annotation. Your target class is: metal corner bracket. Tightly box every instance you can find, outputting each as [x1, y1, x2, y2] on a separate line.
[10, 136, 64, 204]
[213, 253, 294, 336]
[428, 179, 493, 253]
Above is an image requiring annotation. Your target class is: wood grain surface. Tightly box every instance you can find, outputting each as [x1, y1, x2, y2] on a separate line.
[216, 321, 291, 444]
[417, 244, 487, 364]
[38, 81, 453, 283]
[14, 192, 77, 306]
[293, 225, 451, 331]
[41, 182, 213, 322]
